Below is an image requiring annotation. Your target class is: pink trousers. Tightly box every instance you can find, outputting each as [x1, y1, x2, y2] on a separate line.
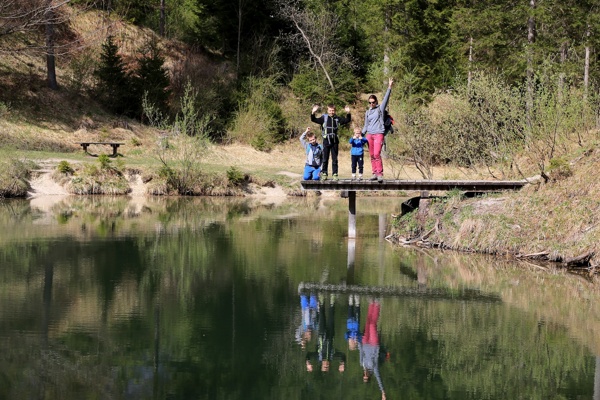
[363, 302, 380, 345]
[366, 133, 384, 176]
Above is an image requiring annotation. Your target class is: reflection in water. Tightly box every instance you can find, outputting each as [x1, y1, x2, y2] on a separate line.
[296, 293, 317, 349]
[360, 298, 386, 399]
[305, 294, 346, 373]
[0, 196, 599, 399]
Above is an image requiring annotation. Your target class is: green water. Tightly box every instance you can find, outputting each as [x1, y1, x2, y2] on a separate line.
[0, 196, 598, 399]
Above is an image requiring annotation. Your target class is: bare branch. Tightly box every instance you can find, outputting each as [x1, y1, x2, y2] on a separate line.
[277, 0, 353, 91]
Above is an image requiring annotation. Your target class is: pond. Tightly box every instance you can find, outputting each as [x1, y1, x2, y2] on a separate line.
[0, 195, 599, 399]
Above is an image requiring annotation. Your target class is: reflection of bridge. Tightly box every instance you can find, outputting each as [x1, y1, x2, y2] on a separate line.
[298, 282, 501, 303]
[301, 179, 528, 239]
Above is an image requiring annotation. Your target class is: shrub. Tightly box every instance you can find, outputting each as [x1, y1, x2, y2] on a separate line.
[227, 166, 247, 187]
[0, 159, 34, 198]
[0, 101, 11, 118]
[155, 134, 207, 195]
[228, 75, 286, 150]
[548, 157, 572, 181]
[56, 160, 74, 174]
[98, 154, 112, 170]
[67, 48, 97, 94]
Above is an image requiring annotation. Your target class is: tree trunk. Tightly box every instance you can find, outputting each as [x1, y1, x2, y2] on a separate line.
[383, 1, 390, 84]
[526, 0, 536, 131]
[45, 0, 58, 90]
[558, 41, 567, 104]
[468, 36, 473, 88]
[159, 0, 165, 37]
[584, 24, 590, 101]
[237, 0, 242, 78]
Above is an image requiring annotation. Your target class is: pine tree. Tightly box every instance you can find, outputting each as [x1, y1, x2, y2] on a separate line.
[94, 36, 135, 116]
[133, 39, 171, 119]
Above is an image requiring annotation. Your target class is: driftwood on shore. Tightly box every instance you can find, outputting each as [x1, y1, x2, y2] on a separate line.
[560, 252, 595, 268]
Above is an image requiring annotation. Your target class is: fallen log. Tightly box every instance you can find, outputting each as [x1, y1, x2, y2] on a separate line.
[516, 251, 549, 260]
[561, 252, 594, 268]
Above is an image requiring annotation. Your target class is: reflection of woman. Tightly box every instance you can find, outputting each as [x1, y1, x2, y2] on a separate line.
[359, 299, 385, 400]
[361, 78, 394, 182]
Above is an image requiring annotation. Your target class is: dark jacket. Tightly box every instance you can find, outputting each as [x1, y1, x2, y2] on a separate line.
[311, 113, 351, 145]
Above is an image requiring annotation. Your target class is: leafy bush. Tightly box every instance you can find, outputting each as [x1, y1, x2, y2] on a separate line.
[56, 160, 74, 174]
[0, 159, 34, 198]
[228, 75, 286, 150]
[548, 157, 572, 181]
[155, 134, 207, 195]
[0, 101, 11, 118]
[98, 154, 112, 170]
[226, 166, 247, 187]
[67, 48, 97, 94]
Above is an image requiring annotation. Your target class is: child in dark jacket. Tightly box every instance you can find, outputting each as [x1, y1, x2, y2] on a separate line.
[349, 127, 368, 180]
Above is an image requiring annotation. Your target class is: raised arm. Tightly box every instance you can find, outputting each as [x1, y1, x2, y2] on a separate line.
[338, 105, 352, 125]
[380, 78, 394, 111]
[299, 127, 310, 147]
[311, 104, 324, 124]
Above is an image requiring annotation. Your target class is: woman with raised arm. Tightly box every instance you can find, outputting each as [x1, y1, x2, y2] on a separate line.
[361, 78, 394, 182]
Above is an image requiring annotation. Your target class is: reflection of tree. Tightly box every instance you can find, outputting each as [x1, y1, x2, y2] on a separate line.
[381, 299, 594, 399]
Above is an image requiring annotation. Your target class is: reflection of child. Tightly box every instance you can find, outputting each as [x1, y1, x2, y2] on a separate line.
[296, 294, 318, 349]
[306, 294, 346, 373]
[348, 128, 368, 180]
[360, 299, 386, 400]
[345, 294, 362, 350]
[300, 127, 323, 181]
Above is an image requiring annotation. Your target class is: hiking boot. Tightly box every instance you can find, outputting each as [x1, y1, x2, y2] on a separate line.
[322, 173, 328, 181]
[351, 174, 356, 180]
[369, 174, 378, 181]
[377, 175, 384, 182]
[332, 174, 339, 181]
[358, 174, 363, 181]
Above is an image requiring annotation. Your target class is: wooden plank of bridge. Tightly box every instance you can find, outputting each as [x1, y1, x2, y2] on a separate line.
[301, 178, 527, 241]
[300, 179, 528, 192]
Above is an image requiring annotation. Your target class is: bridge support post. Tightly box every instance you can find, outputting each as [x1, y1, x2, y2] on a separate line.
[348, 191, 356, 239]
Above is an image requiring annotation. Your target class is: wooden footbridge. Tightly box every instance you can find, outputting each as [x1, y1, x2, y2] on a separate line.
[301, 178, 528, 238]
[300, 178, 527, 192]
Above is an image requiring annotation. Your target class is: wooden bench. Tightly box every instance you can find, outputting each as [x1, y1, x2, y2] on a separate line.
[77, 142, 124, 157]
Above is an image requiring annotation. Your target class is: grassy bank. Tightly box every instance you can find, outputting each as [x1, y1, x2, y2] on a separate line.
[389, 142, 600, 274]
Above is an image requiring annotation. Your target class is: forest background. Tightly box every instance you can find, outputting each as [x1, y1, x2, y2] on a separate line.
[2, 0, 600, 271]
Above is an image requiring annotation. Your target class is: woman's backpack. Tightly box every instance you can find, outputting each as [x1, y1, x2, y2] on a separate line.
[383, 110, 395, 135]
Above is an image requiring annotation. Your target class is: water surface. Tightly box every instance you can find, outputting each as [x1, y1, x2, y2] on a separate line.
[0, 196, 598, 399]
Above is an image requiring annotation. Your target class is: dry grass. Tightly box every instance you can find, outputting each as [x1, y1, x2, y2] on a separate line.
[392, 141, 600, 268]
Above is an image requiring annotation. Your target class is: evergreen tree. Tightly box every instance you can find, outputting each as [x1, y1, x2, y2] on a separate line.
[133, 39, 171, 119]
[93, 36, 136, 116]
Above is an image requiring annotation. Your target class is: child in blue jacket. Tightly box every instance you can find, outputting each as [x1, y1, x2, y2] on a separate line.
[349, 127, 369, 180]
[300, 127, 323, 180]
